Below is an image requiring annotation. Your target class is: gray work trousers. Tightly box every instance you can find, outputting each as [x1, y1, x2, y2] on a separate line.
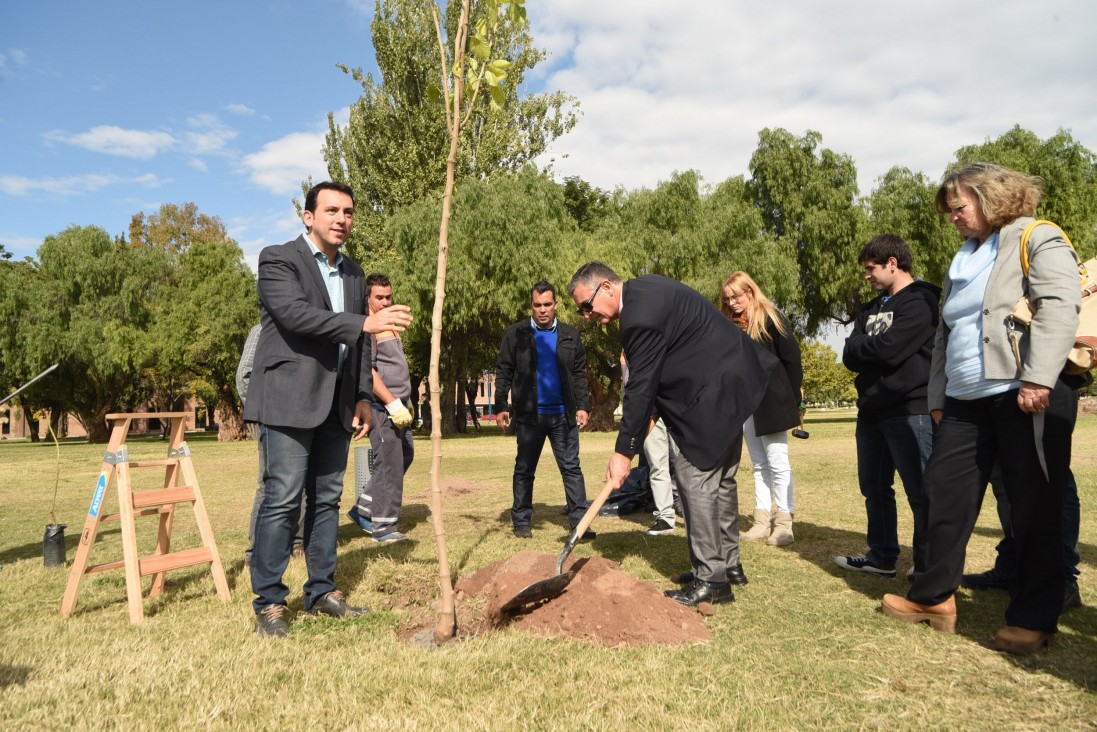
[670, 432, 743, 584]
[354, 405, 414, 538]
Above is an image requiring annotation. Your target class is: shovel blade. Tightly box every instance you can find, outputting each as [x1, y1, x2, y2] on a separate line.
[499, 570, 575, 615]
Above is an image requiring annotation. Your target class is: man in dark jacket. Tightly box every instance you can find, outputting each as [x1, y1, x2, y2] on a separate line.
[568, 263, 776, 606]
[838, 234, 941, 579]
[495, 281, 592, 539]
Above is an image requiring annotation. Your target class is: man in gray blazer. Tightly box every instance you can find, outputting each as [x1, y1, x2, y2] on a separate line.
[244, 181, 412, 638]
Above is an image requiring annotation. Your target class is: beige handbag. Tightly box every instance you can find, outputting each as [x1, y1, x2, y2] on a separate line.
[1008, 220, 1097, 374]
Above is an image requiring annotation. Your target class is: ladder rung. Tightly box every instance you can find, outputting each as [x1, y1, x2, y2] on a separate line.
[86, 559, 127, 574]
[130, 459, 181, 468]
[101, 507, 173, 522]
[131, 486, 196, 509]
[139, 547, 213, 576]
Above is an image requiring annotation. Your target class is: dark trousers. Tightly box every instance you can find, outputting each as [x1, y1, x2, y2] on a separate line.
[355, 405, 414, 538]
[511, 414, 588, 528]
[982, 464, 1081, 579]
[670, 433, 743, 585]
[910, 381, 1076, 633]
[250, 400, 351, 613]
[855, 414, 935, 569]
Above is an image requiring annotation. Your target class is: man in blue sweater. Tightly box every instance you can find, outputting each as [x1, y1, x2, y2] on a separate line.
[494, 281, 593, 540]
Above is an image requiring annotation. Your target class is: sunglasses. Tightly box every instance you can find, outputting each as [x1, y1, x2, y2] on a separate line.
[577, 281, 606, 314]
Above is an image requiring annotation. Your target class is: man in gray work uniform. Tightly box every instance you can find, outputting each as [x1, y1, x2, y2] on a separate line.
[347, 273, 415, 543]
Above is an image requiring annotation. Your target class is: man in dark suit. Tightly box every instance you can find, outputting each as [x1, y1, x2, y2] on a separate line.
[568, 262, 776, 606]
[244, 181, 412, 637]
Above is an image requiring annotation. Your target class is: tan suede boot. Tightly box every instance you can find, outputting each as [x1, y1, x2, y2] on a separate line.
[768, 511, 794, 546]
[741, 509, 771, 541]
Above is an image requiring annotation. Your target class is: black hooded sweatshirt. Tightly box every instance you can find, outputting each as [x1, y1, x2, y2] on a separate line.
[842, 279, 942, 421]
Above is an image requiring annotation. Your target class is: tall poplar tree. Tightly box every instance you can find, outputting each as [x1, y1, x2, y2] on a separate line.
[321, 0, 577, 266]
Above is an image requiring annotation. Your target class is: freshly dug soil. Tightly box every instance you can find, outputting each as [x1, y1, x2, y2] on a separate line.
[454, 551, 711, 647]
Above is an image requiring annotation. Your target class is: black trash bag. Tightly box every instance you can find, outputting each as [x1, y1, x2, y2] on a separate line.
[598, 465, 655, 516]
[43, 523, 67, 567]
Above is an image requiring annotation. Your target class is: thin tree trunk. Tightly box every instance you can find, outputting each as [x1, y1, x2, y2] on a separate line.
[427, 0, 472, 644]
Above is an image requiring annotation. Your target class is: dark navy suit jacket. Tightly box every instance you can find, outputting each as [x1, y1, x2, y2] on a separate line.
[616, 275, 777, 470]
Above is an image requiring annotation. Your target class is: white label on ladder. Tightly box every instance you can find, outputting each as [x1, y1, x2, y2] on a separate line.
[89, 473, 107, 517]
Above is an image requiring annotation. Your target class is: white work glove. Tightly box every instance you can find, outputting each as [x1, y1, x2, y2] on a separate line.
[385, 399, 414, 429]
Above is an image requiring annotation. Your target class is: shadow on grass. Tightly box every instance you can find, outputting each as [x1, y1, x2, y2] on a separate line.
[791, 521, 1097, 690]
[0, 523, 125, 566]
[0, 665, 32, 689]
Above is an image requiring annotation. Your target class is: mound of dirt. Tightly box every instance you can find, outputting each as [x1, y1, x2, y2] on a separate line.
[454, 551, 711, 647]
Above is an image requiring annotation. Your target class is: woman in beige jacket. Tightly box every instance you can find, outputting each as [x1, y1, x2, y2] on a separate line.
[881, 163, 1080, 655]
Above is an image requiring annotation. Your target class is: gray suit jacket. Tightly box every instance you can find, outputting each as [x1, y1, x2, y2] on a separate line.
[243, 235, 373, 431]
[929, 217, 1080, 409]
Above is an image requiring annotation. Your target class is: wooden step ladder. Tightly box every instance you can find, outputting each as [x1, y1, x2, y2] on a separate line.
[61, 412, 230, 624]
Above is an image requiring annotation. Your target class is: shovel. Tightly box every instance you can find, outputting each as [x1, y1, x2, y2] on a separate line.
[499, 478, 616, 615]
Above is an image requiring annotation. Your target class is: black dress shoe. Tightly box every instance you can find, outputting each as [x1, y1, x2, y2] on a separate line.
[664, 579, 734, 606]
[256, 604, 291, 637]
[575, 529, 597, 542]
[310, 590, 369, 618]
[675, 564, 748, 587]
[513, 525, 533, 539]
[961, 567, 1012, 591]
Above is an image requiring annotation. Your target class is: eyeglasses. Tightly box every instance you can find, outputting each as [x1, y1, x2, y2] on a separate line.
[577, 282, 607, 314]
[724, 292, 744, 304]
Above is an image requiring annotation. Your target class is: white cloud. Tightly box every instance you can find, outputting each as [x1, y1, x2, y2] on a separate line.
[224, 103, 256, 116]
[528, 1, 1097, 194]
[44, 125, 176, 159]
[0, 171, 165, 197]
[241, 131, 328, 195]
[0, 48, 29, 75]
[182, 113, 237, 156]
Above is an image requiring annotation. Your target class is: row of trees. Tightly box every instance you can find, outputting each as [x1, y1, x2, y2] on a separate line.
[328, 125, 1095, 430]
[0, 204, 257, 442]
[3, 0, 1095, 441]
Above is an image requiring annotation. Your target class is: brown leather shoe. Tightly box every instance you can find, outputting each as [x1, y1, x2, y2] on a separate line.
[881, 593, 957, 633]
[993, 626, 1054, 655]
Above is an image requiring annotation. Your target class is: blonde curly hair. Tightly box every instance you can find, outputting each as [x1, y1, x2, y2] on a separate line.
[934, 162, 1043, 230]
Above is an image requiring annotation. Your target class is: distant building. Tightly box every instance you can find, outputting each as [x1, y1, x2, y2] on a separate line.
[0, 397, 223, 440]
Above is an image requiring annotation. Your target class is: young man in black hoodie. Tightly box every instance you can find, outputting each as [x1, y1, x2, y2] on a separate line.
[837, 235, 941, 578]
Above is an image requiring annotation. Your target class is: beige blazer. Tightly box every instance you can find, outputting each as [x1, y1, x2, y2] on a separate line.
[928, 217, 1080, 410]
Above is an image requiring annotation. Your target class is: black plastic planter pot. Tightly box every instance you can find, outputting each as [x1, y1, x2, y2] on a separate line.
[43, 523, 67, 567]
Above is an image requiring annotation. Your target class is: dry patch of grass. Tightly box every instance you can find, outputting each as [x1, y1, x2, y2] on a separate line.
[1, 414, 1095, 729]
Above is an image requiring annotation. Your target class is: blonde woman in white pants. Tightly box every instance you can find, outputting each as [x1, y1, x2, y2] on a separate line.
[721, 272, 803, 546]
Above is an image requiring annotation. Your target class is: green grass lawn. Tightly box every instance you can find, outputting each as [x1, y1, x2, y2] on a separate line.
[1, 412, 1095, 729]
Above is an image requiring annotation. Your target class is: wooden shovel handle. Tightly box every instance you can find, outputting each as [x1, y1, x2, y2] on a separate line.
[555, 478, 614, 575]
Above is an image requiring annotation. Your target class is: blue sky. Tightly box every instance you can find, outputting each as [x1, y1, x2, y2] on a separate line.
[3, 0, 1096, 273]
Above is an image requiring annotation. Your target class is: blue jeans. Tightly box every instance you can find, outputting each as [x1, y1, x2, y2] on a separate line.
[855, 414, 935, 568]
[250, 406, 351, 613]
[512, 414, 588, 528]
